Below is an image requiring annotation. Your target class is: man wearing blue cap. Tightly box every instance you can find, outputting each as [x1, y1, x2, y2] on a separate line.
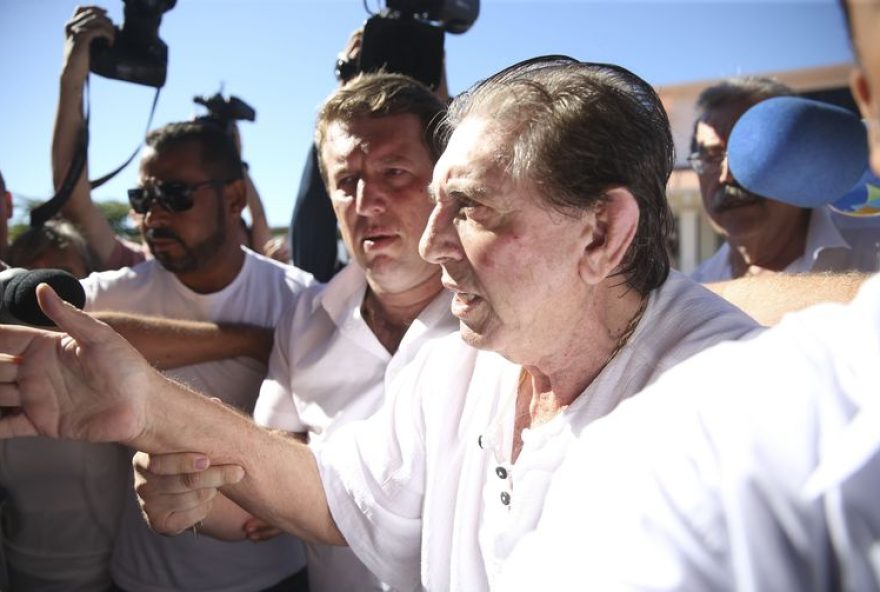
[689, 77, 880, 282]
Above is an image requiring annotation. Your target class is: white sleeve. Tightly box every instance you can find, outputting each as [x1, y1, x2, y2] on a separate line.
[253, 307, 307, 433]
[314, 345, 432, 592]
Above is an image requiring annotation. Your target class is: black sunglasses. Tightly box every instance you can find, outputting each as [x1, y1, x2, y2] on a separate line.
[127, 179, 236, 214]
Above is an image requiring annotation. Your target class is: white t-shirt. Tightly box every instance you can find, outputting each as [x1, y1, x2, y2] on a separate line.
[83, 247, 314, 592]
[0, 438, 130, 591]
[316, 271, 760, 591]
[254, 263, 458, 591]
[497, 273, 880, 592]
[692, 206, 880, 282]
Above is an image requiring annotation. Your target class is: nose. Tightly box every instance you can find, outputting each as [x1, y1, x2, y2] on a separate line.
[419, 200, 463, 264]
[142, 198, 171, 228]
[355, 178, 388, 217]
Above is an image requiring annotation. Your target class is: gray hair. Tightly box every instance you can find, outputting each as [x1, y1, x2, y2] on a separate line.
[441, 56, 675, 295]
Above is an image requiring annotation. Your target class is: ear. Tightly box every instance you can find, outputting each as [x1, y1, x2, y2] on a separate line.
[578, 188, 639, 285]
[851, 67, 873, 120]
[225, 179, 247, 217]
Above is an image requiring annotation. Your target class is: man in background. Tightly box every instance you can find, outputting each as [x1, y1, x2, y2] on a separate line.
[690, 76, 880, 281]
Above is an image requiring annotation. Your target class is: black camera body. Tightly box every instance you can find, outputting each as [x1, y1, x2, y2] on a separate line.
[386, 0, 479, 35]
[193, 92, 257, 134]
[343, 0, 479, 91]
[90, 0, 176, 88]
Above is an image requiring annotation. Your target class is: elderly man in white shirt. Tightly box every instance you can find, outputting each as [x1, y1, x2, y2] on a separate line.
[497, 2, 880, 589]
[0, 57, 757, 591]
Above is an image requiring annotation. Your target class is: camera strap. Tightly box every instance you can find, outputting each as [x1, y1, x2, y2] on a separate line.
[90, 86, 161, 189]
[30, 77, 162, 228]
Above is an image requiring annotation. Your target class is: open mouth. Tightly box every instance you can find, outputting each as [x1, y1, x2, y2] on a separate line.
[362, 232, 397, 251]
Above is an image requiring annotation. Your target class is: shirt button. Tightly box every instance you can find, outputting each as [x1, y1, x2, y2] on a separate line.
[495, 466, 508, 479]
[500, 491, 511, 505]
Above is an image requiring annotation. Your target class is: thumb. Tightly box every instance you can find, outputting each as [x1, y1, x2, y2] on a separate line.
[36, 283, 102, 346]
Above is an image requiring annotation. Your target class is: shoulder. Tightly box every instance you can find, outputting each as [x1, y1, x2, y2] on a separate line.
[242, 247, 316, 290]
[690, 244, 731, 283]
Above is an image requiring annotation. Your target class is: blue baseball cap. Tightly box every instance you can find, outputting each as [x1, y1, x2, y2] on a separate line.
[727, 96, 869, 211]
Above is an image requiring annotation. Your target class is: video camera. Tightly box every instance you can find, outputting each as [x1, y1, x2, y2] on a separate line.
[90, 0, 176, 88]
[193, 92, 257, 134]
[337, 0, 479, 91]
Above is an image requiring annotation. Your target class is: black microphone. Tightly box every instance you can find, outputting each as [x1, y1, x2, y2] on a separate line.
[0, 268, 86, 327]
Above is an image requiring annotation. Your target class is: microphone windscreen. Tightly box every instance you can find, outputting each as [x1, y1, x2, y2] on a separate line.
[727, 96, 868, 208]
[3, 268, 86, 327]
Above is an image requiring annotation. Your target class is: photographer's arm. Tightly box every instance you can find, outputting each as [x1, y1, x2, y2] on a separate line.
[0, 285, 344, 545]
[242, 169, 281, 259]
[53, 7, 130, 269]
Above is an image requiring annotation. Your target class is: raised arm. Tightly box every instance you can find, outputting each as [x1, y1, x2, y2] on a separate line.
[53, 6, 123, 267]
[0, 285, 343, 545]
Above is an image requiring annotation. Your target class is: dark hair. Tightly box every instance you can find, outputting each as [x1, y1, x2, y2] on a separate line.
[8, 219, 96, 274]
[690, 77, 794, 153]
[0, 169, 6, 193]
[442, 56, 674, 295]
[145, 120, 243, 181]
[314, 72, 447, 183]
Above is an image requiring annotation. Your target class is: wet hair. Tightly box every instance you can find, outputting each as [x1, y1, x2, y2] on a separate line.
[144, 120, 243, 181]
[441, 56, 675, 295]
[314, 72, 447, 183]
[8, 219, 96, 276]
[690, 76, 795, 153]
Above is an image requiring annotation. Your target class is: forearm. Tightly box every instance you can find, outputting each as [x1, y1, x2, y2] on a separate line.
[136, 382, 344, 545]
[95, 312, 273, 369]
[706, 272, 868, 326]
[243, 173, 274, 254]
[53, 71, 118, 264]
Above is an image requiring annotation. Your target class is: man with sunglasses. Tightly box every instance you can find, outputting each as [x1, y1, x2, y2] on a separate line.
[79, 118, 314, 592]
[690, 76, 880, 282]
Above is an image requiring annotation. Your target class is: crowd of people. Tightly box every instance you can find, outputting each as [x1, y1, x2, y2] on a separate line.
[0, 0, 878, 590]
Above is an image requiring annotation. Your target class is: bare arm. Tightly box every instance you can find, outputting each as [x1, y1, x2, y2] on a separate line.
[706, 272, 868, 326]
[0, 285, 342, 545]
[53, 7, 122, 267]
[242, 171, 278, 259]
[93, 312, 273, 369]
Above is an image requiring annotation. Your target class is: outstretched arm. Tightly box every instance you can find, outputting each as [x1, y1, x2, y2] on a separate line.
[0, 285, 343, 545]
[53, 6, 125, 268]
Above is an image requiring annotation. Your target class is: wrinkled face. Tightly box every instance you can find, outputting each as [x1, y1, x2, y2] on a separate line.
[419, 116, 589, 362]
[849, 0, 880, 174]
[695, 101, 806, 242]
[321, 114, 438, 294]
[139, 142, 231, 275]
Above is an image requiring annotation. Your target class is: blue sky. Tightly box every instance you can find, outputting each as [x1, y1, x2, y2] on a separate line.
[0, 0, 854, 230]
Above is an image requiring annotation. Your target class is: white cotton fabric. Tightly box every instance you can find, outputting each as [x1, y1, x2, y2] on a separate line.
[83, 247, 314, 592]
[254, 263, 457, 591]
[498, 273, 880, 592]
[317, 271, 760, 591]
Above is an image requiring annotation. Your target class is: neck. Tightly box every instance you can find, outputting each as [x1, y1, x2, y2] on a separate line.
[510, 282, 646, 461]
[362, 272, 444, 354]
[728, 210, 810, 277]
[177, 242, 246, 294]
